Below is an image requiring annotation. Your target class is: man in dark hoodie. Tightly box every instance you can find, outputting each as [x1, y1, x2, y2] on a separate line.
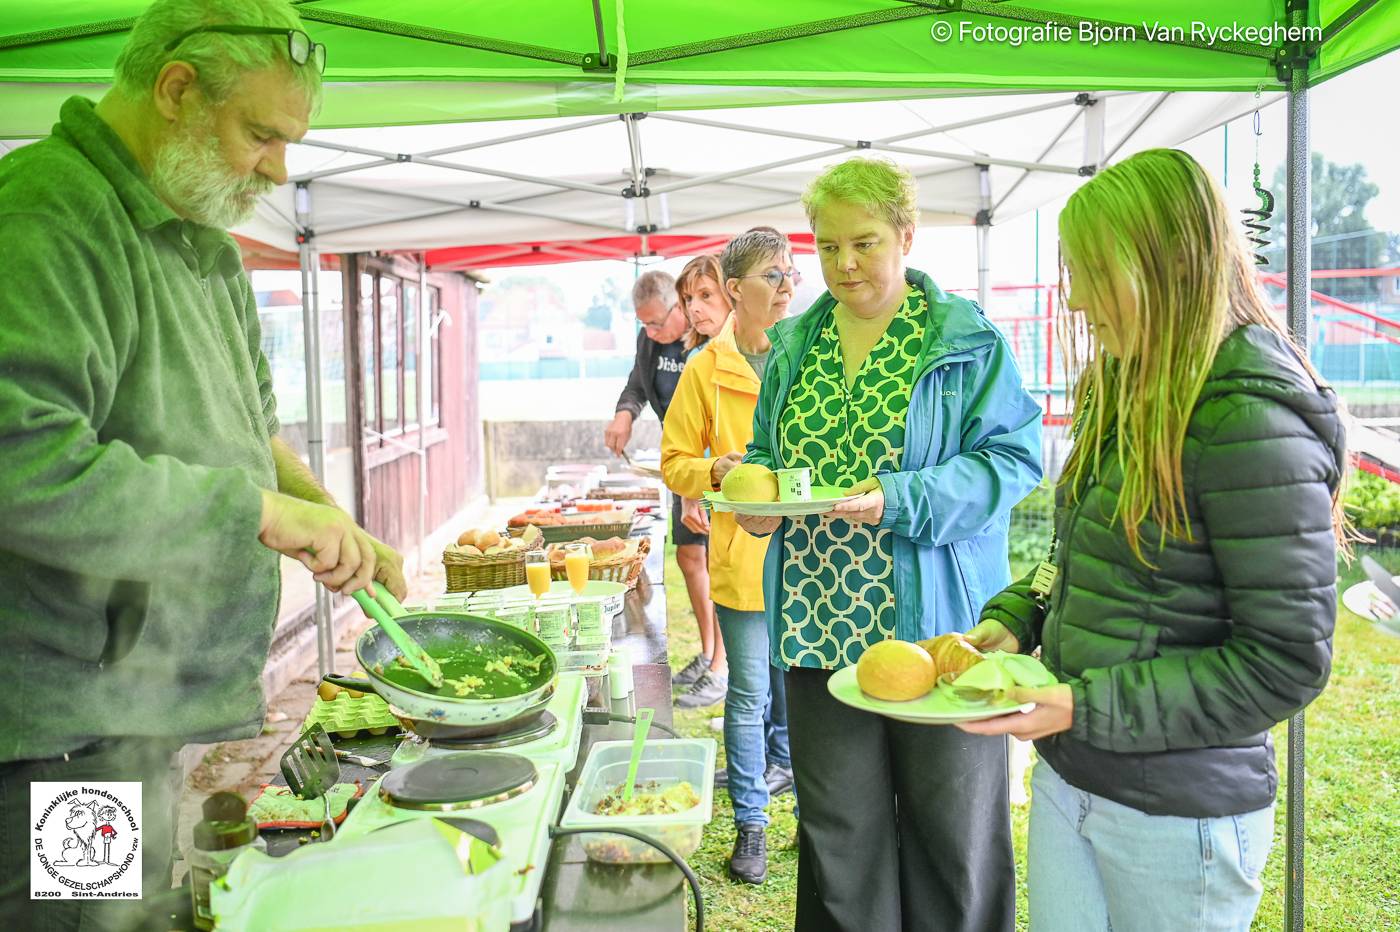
[962, 149, 1342, 932]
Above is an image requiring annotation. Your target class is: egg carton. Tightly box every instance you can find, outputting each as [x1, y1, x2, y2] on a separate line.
[301, 691, 402, 739]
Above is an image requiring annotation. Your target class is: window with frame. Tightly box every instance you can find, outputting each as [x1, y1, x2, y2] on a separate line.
[426, 285, 442, 426]
[359, 266, 443, 442]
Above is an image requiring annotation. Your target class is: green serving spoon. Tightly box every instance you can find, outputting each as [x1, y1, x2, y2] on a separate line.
[621, 707, 655, 802]
[351, 587, 444, 689]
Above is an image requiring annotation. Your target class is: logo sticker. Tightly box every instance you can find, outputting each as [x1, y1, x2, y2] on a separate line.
[31, 783, 142, 900]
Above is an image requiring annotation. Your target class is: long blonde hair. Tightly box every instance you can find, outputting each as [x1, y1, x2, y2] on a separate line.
[1058, 148, 1345, 563]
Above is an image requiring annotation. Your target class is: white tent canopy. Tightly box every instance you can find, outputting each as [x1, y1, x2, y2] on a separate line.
[240, 88, 1281, 259]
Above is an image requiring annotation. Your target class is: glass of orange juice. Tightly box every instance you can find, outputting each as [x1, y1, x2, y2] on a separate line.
[525, 550, 552, 599]
[564, 543, 593, 595]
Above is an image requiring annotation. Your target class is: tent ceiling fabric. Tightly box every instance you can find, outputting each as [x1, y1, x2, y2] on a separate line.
[0, 2, 1396, 136]
[233, 88, 1281, 255]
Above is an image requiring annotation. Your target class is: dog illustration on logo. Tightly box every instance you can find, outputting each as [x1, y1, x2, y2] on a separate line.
[62, 800, 102, 866]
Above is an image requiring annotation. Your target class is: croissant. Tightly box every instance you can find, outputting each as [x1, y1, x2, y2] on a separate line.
[918, 633, 984, 680]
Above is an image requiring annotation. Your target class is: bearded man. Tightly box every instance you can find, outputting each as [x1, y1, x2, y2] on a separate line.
[0, 1, 402, 924]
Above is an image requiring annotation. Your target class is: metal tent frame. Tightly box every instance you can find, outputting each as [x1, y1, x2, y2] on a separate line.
[0, 0, 1342, 924]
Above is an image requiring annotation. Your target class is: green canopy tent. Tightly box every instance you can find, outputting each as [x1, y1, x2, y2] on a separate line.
[3, 5, 1398, 927]
[0, 1, 1395, 131]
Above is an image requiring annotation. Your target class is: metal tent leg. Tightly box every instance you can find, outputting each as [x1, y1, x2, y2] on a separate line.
[1284, 37, 1311, 932]
[295, 182, 334, 678]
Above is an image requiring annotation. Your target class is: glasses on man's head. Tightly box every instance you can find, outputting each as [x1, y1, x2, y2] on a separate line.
[740, 268, 801, 289]
[164, 26, 327, 74]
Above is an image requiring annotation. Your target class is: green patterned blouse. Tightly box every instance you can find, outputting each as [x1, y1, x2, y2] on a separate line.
[777, 288, 926, 670]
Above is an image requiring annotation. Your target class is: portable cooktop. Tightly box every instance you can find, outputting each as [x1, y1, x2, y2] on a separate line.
[390, 670, 586, 770]
[378, 752, 539, 811]
[337, 751, 568, 930]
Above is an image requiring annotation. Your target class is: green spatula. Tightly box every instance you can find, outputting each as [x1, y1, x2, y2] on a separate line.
[621, 707, 654, 802]
[351, 587, 443, 688]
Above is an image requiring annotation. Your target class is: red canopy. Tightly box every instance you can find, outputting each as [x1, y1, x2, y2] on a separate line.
[424, 233, 815, 272]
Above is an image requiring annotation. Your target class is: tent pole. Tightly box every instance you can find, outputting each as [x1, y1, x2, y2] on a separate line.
[295, 181, 334, 678]
[977, 164, 991, 310]
[417, 256, 428, 579]
[1283, 13, 1311, 932]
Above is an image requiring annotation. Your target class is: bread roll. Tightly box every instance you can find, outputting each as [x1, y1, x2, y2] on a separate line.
[591, 537, 627, 560]
[476, 530, 501, 551]
[917, 633, 984, 680]
[457, 529, 479, 547]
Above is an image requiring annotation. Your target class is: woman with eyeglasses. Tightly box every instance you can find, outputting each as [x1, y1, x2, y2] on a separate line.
[737, 158, 1043, 931]
[661, 229, 798, 884]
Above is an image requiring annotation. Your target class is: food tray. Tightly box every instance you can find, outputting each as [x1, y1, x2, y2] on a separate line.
[532, 520, 635, 545]
[301, 691, 402, 739]
[560, 738, 716, 864]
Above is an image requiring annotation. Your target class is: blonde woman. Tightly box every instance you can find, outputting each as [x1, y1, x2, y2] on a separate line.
[671, 254, 734, 704]
[662, 230, 797, 883]
[961, 149, 1344, 931]
[739, 159, 1043, 930]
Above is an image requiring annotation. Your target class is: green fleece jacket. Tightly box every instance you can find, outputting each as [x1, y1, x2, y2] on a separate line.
[0, 97, 281, 761]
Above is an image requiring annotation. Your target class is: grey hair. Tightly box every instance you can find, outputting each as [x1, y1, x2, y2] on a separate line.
[721, 228, 789, 283]
[114, 0, 322, 106]
[631, 270, 677, 311]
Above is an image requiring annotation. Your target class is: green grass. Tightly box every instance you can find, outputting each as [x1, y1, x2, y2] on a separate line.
[662, 546, 1399, 931]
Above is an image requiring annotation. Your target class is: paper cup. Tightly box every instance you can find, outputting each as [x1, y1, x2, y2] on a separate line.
[776, 467, 813, 502]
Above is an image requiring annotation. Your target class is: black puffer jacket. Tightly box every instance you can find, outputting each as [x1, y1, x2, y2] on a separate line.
[983, 325, 1344, 818]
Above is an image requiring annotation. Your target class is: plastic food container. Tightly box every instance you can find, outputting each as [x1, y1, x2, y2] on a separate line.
[560, 738, 716, 864]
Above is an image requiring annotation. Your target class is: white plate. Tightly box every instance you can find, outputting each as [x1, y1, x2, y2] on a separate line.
[826, 665, 1035, 724]
[704, 486, 860, 517]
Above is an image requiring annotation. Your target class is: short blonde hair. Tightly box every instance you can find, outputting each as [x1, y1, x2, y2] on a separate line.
[802, 157, 919, 232]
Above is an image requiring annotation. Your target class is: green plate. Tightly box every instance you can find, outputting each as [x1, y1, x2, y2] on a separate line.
[826, 665, 1035, 725]
[703, 485, 859, 517]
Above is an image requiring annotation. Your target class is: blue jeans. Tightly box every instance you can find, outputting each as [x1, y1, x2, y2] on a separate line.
[1029, 760, 1275, 932]
[714, 605, 790, 827]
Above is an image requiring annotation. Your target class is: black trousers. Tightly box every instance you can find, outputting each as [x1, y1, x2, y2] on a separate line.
[786, 667, 1016, 932]
[0, 737, 183, 931]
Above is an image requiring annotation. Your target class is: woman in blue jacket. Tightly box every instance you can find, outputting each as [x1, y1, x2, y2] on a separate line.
[738, 157, 1043, 932]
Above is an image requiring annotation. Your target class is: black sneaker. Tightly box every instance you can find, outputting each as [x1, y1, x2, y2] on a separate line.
[763, 762, 794, 797]
[729, 824, 768, 884]
[671, 653, 711, 688]
[713, 767, 729, 790]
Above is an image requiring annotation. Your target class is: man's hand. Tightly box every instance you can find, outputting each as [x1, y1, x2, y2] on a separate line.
[709, 452, 743, 489]
[681, 497, 711, 535]
[604, 411, 634, 456]
[830, 476, 885, 526]
[364, 532, 408, 601]
[955, 683, 1074, 741]
[735, 513, 782, 536]
[964, 619, 1021, 654]
[259, 489, 378, 597]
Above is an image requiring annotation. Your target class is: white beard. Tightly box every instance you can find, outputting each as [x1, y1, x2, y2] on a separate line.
[150, 110, 273, 230]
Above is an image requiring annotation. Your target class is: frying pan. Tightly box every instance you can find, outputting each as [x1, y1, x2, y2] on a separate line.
[325, 607, 558, 739]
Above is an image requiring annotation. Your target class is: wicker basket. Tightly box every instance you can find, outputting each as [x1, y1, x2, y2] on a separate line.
[442, 542, 542, 592]
[586, 487, 659, 502]
[531, 519, 635, 544]
[549, 536, 651, 589]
